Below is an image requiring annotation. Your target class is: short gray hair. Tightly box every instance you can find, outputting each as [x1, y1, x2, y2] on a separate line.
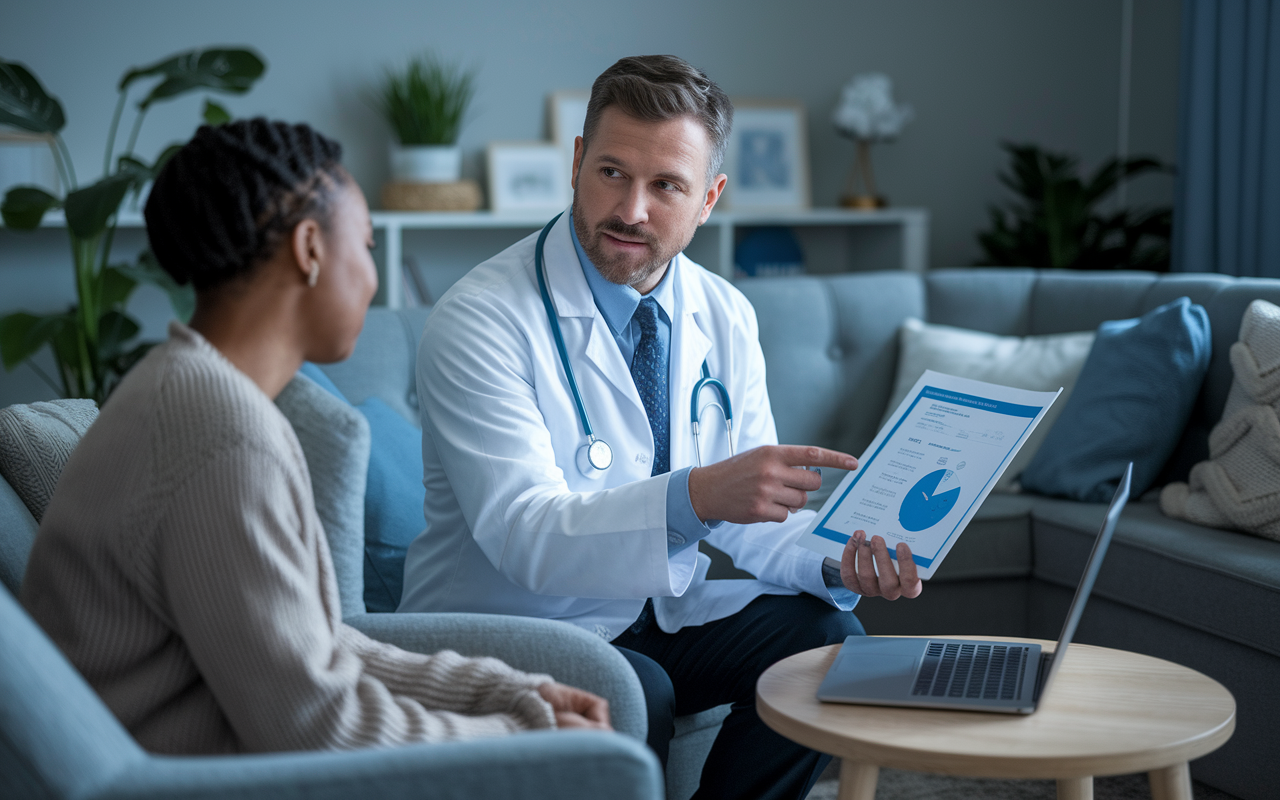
[581, 55, 733, 184]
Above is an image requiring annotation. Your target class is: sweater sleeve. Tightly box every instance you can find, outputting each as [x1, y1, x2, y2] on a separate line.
[154, 441, 556, 752]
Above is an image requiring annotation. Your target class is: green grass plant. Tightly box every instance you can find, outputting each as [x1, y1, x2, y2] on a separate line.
[380, 54, 475, 146]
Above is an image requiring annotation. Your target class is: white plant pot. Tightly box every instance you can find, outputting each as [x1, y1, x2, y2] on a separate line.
[390, 144, 462, 183]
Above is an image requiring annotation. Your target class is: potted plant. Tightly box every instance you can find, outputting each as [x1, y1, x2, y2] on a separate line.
[379, 53, 475, 183]
[975, 142, 1172, 271]
[0, 48, 265, 403]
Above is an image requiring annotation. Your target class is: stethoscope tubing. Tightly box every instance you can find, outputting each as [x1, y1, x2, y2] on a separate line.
[535, 213, 734, 473]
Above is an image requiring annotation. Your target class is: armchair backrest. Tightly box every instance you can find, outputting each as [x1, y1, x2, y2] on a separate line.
[0, 582, 145, 799]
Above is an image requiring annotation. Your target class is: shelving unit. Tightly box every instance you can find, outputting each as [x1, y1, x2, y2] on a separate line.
[36, 206, 930, 309]
[370, 207, 929, 308]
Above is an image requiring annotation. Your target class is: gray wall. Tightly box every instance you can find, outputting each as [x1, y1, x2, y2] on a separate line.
[0, 0, 1180, 406]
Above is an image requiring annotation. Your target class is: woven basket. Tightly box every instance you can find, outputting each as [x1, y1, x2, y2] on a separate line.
[381, 180, 483, 212]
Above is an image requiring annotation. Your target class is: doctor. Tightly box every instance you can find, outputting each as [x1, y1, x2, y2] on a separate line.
[400, 55, 922, 799]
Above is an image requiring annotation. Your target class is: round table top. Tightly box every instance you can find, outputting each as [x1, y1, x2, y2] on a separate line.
[755, 637, 1236, 780]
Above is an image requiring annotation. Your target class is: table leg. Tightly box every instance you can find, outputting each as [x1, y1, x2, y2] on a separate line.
[1056, 777, 1093, 800]
[1149, 762, 1193, 800]
[837, 760, 879, 800]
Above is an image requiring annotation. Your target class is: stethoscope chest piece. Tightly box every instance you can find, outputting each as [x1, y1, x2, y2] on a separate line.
[577, 437, 613, 479]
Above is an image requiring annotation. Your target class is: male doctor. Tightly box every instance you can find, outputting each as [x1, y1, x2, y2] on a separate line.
[400, 55, 921, 799]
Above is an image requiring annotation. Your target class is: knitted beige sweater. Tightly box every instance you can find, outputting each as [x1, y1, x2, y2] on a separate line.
[21, 323, 557, 755]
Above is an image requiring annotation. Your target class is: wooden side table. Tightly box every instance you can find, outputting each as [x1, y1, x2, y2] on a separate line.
[756, 637, 1235, 800]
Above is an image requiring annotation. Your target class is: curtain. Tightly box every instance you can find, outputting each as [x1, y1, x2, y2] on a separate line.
[1174, 0, 1280, 276]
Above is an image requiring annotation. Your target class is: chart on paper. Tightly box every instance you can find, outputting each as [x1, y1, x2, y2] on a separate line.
[799, 371, 1060, 579]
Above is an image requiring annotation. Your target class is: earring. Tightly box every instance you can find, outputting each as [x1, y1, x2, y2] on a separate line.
[308, 261, 320, 288]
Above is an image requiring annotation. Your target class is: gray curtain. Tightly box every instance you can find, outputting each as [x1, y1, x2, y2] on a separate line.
[1174, 0, 1280, 276]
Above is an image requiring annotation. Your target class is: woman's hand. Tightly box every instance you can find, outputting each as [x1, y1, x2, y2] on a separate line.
[538, 682, 612, 730]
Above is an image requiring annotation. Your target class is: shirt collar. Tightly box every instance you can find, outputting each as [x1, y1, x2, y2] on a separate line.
[570, 214, 676, 335]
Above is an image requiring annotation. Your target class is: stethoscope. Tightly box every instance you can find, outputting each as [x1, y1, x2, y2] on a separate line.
[535, 213, 734, 479]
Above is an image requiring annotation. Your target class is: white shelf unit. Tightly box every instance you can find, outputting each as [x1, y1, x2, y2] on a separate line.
[35, 206, 930, 309]
[371, 207, 929, 309]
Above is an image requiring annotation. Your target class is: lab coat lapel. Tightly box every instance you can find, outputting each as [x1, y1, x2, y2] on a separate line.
[543, 212, 644, 410]
[669, 253, 714, 471]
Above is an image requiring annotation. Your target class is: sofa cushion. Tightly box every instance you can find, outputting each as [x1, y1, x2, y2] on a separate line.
[1030, 498, 1280, 659]
[356, 397, 426, 613]
[0, 399, 98, 521]
[275, 373, 371, 617]
[1022, 297, 1212, 501]
[299, 363, 426, 614]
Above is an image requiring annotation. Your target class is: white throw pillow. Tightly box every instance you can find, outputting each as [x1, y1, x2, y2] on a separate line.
[883, 319, 1096, 491]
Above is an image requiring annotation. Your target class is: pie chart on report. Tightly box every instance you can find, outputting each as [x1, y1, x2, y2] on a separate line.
[898, 469, 960, 531]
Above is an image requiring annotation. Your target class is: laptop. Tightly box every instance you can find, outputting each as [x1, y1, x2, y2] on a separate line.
[816, 462, 1132, 714]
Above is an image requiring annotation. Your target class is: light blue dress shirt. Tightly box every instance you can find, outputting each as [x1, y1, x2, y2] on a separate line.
[570, 219, 714, 556]
[570, 218, 854, 600]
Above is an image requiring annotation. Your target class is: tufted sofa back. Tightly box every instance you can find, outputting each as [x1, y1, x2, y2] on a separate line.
[739, 268, 1280, 485]
[339, 269, 1280, 488]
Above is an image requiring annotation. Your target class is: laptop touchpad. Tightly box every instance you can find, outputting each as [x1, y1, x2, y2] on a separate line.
[824, 653, 917, 696]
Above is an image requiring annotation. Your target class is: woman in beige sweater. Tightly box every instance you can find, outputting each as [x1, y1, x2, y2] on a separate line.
[20, 119, 610, 755]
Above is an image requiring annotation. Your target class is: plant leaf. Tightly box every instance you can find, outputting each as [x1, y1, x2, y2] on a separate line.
[63, 173, 133, 239]
[1, 185, 61, 229]
[121, 48, 266, 110]
[97, 310, 141, 361]
[0, 60, 66, 134]
[203, 99, 231, 125]
[99, 265, 138, 310]
[116, 250, 196, 322]
[0, 311, 68, 370]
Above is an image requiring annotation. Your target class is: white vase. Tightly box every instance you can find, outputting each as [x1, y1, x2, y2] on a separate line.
[390, 144, 461, 183]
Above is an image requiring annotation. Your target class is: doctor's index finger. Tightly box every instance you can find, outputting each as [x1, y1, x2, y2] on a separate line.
[776, 445, 858, 471]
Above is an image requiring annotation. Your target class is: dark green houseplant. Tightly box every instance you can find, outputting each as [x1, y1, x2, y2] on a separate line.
[0, 48, 265, 402]
[976, 142, 1173, 271]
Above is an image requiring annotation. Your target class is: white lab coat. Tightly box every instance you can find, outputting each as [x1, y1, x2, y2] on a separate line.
[398, 212, 853, 638]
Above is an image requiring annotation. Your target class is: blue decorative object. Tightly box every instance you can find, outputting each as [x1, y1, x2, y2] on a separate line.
[300, 363, 425, 613]
[1020, 297, 1212, 502]
[734, 227, 804, 278]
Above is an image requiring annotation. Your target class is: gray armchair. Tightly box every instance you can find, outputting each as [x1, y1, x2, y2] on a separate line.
[0, 398, 662, 800]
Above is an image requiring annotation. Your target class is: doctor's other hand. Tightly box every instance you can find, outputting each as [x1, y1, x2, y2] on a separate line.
[841, 530, 923, 601]
[538, 682, 612, 731]
[688, 445, 858, 525]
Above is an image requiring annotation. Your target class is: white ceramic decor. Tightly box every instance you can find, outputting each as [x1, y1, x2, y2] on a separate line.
[390, 144, 461, 183]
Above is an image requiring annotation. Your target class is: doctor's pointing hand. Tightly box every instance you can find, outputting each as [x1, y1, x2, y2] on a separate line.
[688, 443, 924, 600]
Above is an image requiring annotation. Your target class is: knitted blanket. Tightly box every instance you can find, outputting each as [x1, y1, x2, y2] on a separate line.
[1161, 299, 1280, 541]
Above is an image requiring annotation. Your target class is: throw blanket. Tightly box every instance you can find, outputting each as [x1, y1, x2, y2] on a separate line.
[1161, 299, 1280, 541]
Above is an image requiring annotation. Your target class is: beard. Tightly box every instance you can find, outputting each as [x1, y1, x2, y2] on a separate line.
[571, 191, 696, 290]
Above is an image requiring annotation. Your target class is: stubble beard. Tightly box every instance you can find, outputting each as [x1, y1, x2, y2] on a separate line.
[571, 191, 696, 290]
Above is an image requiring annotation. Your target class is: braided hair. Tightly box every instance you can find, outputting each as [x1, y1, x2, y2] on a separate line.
[145, 118, 347, 291]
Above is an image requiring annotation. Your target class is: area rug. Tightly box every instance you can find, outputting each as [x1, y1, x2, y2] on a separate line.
[807, 766, 1238, 799]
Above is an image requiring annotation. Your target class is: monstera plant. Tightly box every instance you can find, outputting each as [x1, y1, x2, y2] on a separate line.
[0, 48, 265, 402]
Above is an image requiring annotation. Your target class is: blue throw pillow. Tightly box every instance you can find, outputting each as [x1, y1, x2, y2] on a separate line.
[299, 363, 425, 613]
[356, 397, 426, 613]
[1020, 297, 1212, 502]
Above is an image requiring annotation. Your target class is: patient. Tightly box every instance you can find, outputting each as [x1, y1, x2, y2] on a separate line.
[20, 118, 609, 754]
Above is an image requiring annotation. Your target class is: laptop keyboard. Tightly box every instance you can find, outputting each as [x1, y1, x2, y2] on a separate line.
[911, 642, 1029, 700]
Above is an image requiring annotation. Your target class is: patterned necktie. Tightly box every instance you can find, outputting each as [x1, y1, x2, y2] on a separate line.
[630, 297, 670, 476]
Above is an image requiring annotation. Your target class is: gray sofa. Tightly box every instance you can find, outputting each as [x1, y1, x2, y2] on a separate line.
[3, 267, 1278, 800]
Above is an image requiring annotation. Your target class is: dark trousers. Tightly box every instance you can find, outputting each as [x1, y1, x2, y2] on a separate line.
[612, 593, 865, 800]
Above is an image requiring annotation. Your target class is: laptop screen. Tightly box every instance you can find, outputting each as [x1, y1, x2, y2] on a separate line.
[1036, 462, 1133, 700]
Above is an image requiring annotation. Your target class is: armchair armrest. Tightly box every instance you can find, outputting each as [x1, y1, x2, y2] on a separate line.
[346, 611, 646, 741]
[105, 730, 661, 800]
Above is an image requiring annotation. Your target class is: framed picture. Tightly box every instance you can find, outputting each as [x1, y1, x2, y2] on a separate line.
[721, 100, 810, 211]
[486, 142, 569, 213]
[548, 90, 589, 181]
